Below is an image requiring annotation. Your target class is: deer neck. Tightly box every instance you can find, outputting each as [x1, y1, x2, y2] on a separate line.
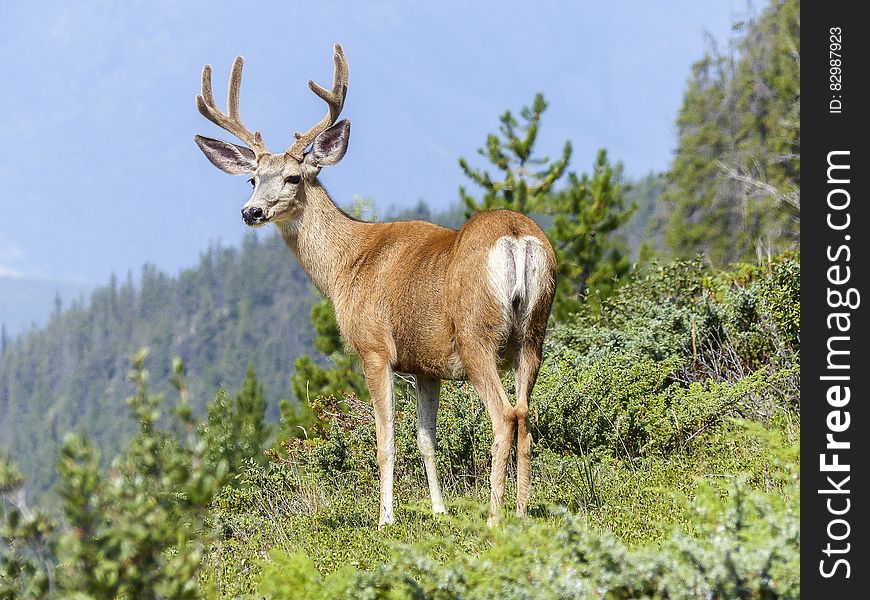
[276, 182, 363, 299]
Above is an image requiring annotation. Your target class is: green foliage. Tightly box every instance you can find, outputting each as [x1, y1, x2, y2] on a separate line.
[661, 0, 800, 264]
[209, 414, 799, 598]
[531, 356, 680, 458]
[459, 94, 635, 318]
[727, 251, 800, 354]
[290, 301, 368, 407]
[256, 472, 798, 600]
[1, 350, 226, 598]
[0, 462, 25, 494]
[1, 460, 57, 599]
[549, 253, 800, 385]
[547, 150, 635, 318]
[201, 364, 272, 483]
[459, 93, 571, 215]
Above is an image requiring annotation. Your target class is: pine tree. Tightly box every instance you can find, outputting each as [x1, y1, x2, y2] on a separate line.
[1, 351, 226, 597]
[661, 0, 799, 264]
[460, 93, 571, 216]
[234, 363, 270, 460]
[290, 301, 368, 405]
[202, 364, 271, 479]
[548, 150, 634, 319]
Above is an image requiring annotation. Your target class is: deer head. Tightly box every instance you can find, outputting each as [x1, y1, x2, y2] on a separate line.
[194, 44, 350, 226]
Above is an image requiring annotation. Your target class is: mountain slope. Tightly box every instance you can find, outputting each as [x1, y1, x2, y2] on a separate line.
[0, 232, 317, 500]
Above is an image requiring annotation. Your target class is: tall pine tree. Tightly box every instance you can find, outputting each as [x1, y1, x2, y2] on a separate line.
[460, 94, 570, 216]
[661, 0, 799, 264]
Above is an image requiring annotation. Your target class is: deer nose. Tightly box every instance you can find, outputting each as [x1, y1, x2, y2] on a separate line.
[241, 206, 263, 225]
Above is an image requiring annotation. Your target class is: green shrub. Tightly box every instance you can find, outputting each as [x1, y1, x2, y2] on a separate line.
[200, 364, 272, 485]
[549, 254, 800, 384]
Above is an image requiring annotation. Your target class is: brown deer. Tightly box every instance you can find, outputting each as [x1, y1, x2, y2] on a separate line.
[194, 44, 556, 527]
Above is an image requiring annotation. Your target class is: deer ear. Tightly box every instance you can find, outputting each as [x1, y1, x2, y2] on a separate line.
[194, 135, 257, 175]
[305, 120, 350, 168]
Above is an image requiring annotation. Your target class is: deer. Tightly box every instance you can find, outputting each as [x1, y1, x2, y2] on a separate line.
[193, 44, 556, 528]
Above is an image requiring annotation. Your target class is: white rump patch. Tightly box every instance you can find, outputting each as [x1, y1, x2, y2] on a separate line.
[487, 236, 547, 334]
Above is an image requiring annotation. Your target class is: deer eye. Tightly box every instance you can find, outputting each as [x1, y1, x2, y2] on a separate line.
[248, 177, 255, 187]
[286, 175, 301, 185]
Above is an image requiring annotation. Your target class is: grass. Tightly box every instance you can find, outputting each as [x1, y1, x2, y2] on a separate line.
[203, 413, 799, 597]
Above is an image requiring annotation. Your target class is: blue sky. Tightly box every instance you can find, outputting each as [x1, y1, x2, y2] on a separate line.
[0, 0, 739, 291]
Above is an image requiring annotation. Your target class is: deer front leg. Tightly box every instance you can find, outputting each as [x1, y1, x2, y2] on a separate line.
[363, 355, 396, 528]
[416, 375, 446, 515]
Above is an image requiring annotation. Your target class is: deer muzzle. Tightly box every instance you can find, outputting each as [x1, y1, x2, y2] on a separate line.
[241, 206, 265, 226]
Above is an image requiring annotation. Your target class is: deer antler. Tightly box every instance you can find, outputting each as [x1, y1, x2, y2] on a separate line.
[286, 44, 348, 161]
[196, 56, 270, 157]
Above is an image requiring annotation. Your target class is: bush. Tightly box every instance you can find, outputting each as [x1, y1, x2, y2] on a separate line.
[549, 254, 800, 382]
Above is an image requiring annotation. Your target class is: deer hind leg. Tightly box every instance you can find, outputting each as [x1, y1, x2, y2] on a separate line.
[508, 235, 554, 517]
[362, 354, 396, 528]
[514, 337, 543, 516]
[461, 343, 515, 526]
[416, 375, 446, 515]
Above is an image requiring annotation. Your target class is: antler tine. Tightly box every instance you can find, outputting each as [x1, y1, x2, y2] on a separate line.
[227, 56, 243, 120]
[196, 56, 270, 157]
[286, 44, 349, 161]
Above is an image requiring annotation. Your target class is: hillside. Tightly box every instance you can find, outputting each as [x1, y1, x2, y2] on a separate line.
[1, 254, 801, 597]
[0, 232, 318, 500]
[0, 2, 801, 596]
[213, 254, 801, 596]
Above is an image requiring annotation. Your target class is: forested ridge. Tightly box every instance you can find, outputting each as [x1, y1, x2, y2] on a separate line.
[1, 1, 800, 597]
[0, 234, 318, 499]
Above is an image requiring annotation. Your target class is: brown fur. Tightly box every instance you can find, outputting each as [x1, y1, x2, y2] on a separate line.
[196, 45, 557, 527]
[279, 188, 556, 524]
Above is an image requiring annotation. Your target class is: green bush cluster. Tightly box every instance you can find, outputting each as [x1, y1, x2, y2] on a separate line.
[1, 351, 227, 599]
[549, 254, 799, 377]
